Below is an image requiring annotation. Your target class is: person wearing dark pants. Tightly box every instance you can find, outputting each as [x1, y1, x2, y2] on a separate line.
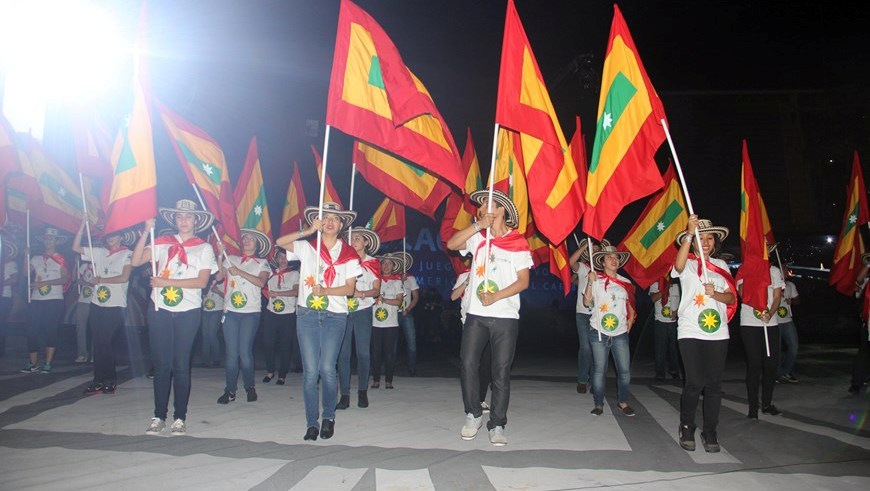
[568, 238, 606, 394]
[392, 253, 418, 376]
[261, 249, 298, 385]
[447, 189, 532, 447]
[1, 238, 20, 355]
[776, 276, 800, 383]
[24, 227, 70, 374]
[370, 255, 403, 390]
[650, 276, 681, 381]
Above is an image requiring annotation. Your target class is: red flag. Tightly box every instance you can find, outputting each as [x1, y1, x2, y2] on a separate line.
[569, 116, 589, 208]
[495, 0, 584, 244]
[549, 241, 572, 295]
[736, 140, 772, 311]
[280, 161, 307, 237]
[441, 128, 482, 273]
[0, 112, 22, 226]
[311, 145, 343, 208]
[830, 151, 870, 295]
[233, 137, 272, 238]
[367, 197, 405, 244]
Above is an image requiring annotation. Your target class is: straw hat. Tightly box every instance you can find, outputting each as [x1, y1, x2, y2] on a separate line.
[377, 255, 401, 275]
[766, 241, 778, 255]
[344, 226, 381, 256]
[469, 189, 520, 229]
[1, 237, 19, 259]
[386, 251, 413, 273]
[674, 219, 729, 247]
[268, 246, 289, 270]
[100, 227, 139, 247]
[592, 245, 630, 269]
[303, 202, 356, 231]
[36, 227, 68, 245]
[577, 238, 611, 261]
[240, 228, 273, 258]
[158, 199, 214, 234]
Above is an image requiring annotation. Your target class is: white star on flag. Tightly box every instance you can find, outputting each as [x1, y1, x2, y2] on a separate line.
[201, 163, 214, 176]
[254, 205, 262, 216]
[602, 112, 613, 131]
[656, 221, 665, 232]
[850, 214, 857, 224]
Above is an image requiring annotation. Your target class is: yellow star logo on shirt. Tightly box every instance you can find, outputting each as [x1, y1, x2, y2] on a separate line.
[38, 285, 51, 296]
[96, 286, 111, 303]
[698, 308, 722, 333]
[347, 297, 359, 312]
[307, 293, 328, 311]
[375, 307, 388, 321]
[82, 286, 93, 298]
[161, 286, 182, 306]
[601, 313, 619, 331]
[231, 292, 247, 308]
[661, 306, 672, 318]
[204, 298, 215, 310]
[777, 306, 788, 318]
[693, 293, 706, 307]
[273, 299, 285, 312]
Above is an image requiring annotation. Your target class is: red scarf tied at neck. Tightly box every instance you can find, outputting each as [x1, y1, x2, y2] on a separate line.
[361, 257, 382, 280]
[308, 238, 360, 287]
[474, 229, 530, 257]
[596, 271, 636, 313]
[689, 254, 738, 322]
[154, 235, 205, 269]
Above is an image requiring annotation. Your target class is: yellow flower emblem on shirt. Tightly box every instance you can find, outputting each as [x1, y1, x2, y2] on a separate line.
[347, 297, 359, 312]
[375, 307, 388, 321]
[698, 308, 721, 333]
[661, 306, 672, 318]
[272, 299, 285, 312]
[96, 286, 111, 303]
[204, 298, 216, 310]
[161, 286, 182, 307]
[601, 313, 619, 331]
[307, 293, 328, 311]
[38, 285, 51, 296]
[777, 306, 788, 318]
[82, 286, 93, 298]
[231, 292, 247, 308]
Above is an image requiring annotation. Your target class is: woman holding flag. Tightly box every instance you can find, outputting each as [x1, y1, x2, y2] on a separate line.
[672, 216, 736, 453]
[23, 227, 70, 374]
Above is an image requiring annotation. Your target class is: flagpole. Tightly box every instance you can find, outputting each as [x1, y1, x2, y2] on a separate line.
[189, 183, 231, 267]
[586, 237, 601, 342]
[315, 126, 332, 286]
[150, 228, 157, 311]
[483, 123, 499, 287]
[660, 118, 710, 283]
[78, 173, 99, 287]
[573, 233, 581, 248]
[26, 208, 31, 303]
[348, 162, 356, 244]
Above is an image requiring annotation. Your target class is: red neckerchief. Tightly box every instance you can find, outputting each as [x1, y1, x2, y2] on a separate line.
[308, 238, 360, 287]
[240, 254, 256, 263]
[657, 276, 670, 307]
[361, 257, 382, 280]
[262, 267, 293, 297]
[596, 271, 636, 313]
[474, 229, 530, 256]
[154, 235, 205, 267]
[382, 272, 402, 281]
[689, 254, 738, 322]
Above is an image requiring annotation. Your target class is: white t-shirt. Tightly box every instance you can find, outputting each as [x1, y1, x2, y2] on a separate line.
[202, 281, 224, 312]
[287, 239, 362, 314]
[30, 254, 66, 301]
[352, 255, 380, 312]
[649, 280, 680, 323]
[738, 265, 786, 327]
[147, 235, 217, 312]
[2, 259, 17, 298]
[400, 274, 419, 312]
[672, 257, 731, 341]
[589, 273, 631, 337]
[574, 261, 594, 315]
[461, 230, 533, 319]
[777, 280, 798, 322]
[224, 255, 270, 314]
[81, 247, 133, 308]
[453, 271, 471, 323]
[373, 278, 403, 328]
[77, 261, 94, 303]
[266, 269, 299, 314]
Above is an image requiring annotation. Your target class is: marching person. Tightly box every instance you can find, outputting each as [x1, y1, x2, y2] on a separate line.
[672, 216, 737, 453]
[451, 255, 491, 413]
[261, 247, 299, 386]
[649, 274, 681, 382]
[131, 199, 217, 435]
[276, 202, 361, 441]
[23, 227, 70, 374]
[776, 266, 800, 383]
[337, 227, 381, 409]
[73, 221, 135, 395]
[396, 252, 419, 377]
[370, 254, 403, 390]
[568, 238, 608, 394]
[447, 189, 532, 447]
[216, 229, 271, 404]
[584, 245, 637, 418]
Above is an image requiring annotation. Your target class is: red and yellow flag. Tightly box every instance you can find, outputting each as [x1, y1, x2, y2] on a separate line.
[157, 100, 240, 251]
[495, 0, 583, 245]
[736, 140, 772, 311]
[353, 140, 450, 218]
[326, 0, 463, 189]
[569, 116, 589, 207]
[583, 5, 666, 240]
[367, 197, 405, 244]
[441, 129, 482, 273]
[0, 112, 22, 226]
[311, 145, 343, 208]
[492, 127, 529, 233]
[234, 137, 272, 239]
[549, 241, 572, 295]
[280, 161, 306, 237]
[830, 151, 870, 295]
[524, 219, 548, 267]
[619, 162, 687, 289]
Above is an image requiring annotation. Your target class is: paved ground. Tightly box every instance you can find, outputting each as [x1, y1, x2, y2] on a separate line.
[0, 327, 868, 490]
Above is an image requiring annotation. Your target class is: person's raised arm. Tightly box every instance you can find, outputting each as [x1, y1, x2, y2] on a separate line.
[131, 219, 154, 267]
[275, 219, 322, 253]
[673, 215, 699, 274]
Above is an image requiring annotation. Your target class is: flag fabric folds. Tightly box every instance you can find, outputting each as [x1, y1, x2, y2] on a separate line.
[495, 0, 584, 245]
[367, 197, 405, 244]
[0, 112, 22, 226]
[311, 145, 343, 208]
[234, 137, 272, 239]
[583, 4, 666, 240]
[492, 127, 529, 234]
[736, 140, 772, 311]
[326, 0, 463, 189]
[830, 151, 870, 295]
[619, 162, 688, 289]
[280, 161, 306, 237]
[71, 111, 114, 211]
[549, 241, 572, 295]
[156, 100, 240, 252]
[441, 129, 482, 273]
[353, 140, 450, 218]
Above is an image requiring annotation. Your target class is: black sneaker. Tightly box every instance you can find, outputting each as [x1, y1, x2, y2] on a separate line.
[320, 419, 335, 439]
[335, 394, 350, 410]
[246, 387, 258, 402]
[303, 426, 319, 441]
[217, 391, 236, 404]
[678, 424, 696, 451]
[262, 374, 273, 383]
[590, 407, 604, 416]
[761, 405, 781, 416]
[747, 407, 758, 419]
[84, 382, 102, 396]
[700, 431, 720, 453]
[101, 383, 116, 394]
[576, 382, 588, 393]
[276, 378, 285, 385]
[784, 374, 799, 383]
[358, 390, 369, 408]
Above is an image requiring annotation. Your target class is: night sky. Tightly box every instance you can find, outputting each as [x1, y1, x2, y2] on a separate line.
[38, 0, 870, 255]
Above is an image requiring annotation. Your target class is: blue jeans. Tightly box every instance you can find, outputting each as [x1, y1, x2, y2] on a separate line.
[590, 331, 631, 407]
[778, 320, 799, 377]
[296, 307, 347, 428]
[654, 320, 680, 378]
[147, 308, 201, 421]
[338, 308, 373, 394]
[576, 313, 592, 384]
[396, 311, 417, 373]
[222, 311, 259, 393]
[200, 311, 222, 366]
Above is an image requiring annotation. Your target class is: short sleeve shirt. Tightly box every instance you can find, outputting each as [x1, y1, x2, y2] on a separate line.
[574, 261, 593, 315]
[2, 260, 18, 298]
[224, 256, 270, 313]
[672, 258, 731, 341]
[461, 230, 533, 319]
[147, 236, 217, 312]
[77, 262, 95, 303]
[373, 278, 403, 328]
[777, 281, 798, 322]
[30, 254, 65, 301]
[352, 255, 380, 312]
[286, 239, 362, 314]
[400, 274, 419, 311]
[82, 247, 133, 308]
[589, 273, 631, 337]
[738, 265, 786, 327]
[453, 271, 471, 323]
[649, 281, 680, 323]
[266, 269, 299, 314]
[202, 281, 225, 312]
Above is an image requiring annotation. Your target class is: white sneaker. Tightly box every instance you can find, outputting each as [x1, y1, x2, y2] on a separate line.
[480, 401, 490, 413]
[460, 413, 482, 440]
[169, 418, 186, 435]
[489, 425, 507, 446]
[145, 418, 165, 435]
[74, 355, 88, 363]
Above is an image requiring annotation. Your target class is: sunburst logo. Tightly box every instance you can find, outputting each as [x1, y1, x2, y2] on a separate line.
[231, 291, 247, 308]
[38, 285, 51, 296]
[375, 307, 388, 321]
[475, 264, 485, 278]
[307, 293, 328, 311]
[601, 313, 619, 331]
[693, 293, 706, 307]
[347, 297, 359, 312]
[96, 286, 111, 303]
[161, 286, 182, 307]
[698, 308, 721, 333]
[272, 299, 285, 312]
[82, 286, 93, 298]
[204, 298, 215, 310]
[476, 280, 499, 301]
[661, 306, 672, 318]
[777, 306, 788, 318]
[753, 308, 764, 319]
[599, 303, 610, 313]
[304, 275, 316, 288]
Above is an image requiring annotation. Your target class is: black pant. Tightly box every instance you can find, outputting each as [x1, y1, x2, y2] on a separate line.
[27, 299, 63, 352]
[851, 319, 870, 387]
[460, 314, 518, 429]
[0, 297, 12, 353]
[262, 310, 296, 377]
[479, 340, 492, 402]
[679, 338, 728, 432]
[90, 305, 123, 384]
[741, 325, 780, 410]
[371, 326, 398, 383]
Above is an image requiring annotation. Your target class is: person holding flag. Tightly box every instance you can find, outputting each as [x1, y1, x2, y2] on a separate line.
[275, 202, 361, 442]
[568, 239, 608, 394]
[215, 229, 272, 405]
[132, 199, 217, 436]
[22, 227, 70, 374]
[261, 247, 299, 386]
[583, 245, 637, 418]
[337, 227, 381, 409]
[446, 189, 532, 447]
[672, 216, 737, 453]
